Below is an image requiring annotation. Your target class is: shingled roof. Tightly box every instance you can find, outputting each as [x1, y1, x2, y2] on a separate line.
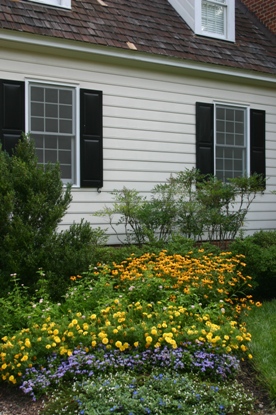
[1, 0, 276, 75]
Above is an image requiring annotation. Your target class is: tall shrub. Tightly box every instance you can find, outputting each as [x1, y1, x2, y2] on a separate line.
[0, 135, 72, 290]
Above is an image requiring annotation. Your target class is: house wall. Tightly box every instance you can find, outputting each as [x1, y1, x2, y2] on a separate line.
[1, 45, 276, 243]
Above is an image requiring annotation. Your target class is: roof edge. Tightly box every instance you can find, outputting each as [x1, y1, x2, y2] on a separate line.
[1, 29, 276, 85]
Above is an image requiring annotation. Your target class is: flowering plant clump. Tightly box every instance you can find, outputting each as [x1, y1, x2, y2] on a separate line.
[43, 369, 254, 415]
[0, 249, 259, 388]
[19, 344, 240, 400]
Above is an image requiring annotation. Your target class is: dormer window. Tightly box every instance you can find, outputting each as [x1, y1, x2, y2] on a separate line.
[168, 0, 235, 42]
[26, 0, 71, 9]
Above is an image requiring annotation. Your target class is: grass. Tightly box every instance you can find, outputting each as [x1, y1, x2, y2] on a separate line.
[243, 299, 276, 405]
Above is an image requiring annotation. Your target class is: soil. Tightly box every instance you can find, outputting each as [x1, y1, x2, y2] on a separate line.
[0, 362, 275, 415]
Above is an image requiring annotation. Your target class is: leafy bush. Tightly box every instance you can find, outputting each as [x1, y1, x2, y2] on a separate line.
[230, 231, 276, 300]
[42, 220, 107, 300]
[0, 136, 71, 291]
[95, 169, 264, 247]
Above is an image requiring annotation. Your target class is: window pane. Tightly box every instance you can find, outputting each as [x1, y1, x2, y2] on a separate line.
[46, 103, 58, 118]
[31, 87, 44, 102]
[60, 90, 72, 105]
[31, 103, 44, 116]
[46, 118, 58, 133]
[45, 88, 58, 103]
[31, 117, 44, 132]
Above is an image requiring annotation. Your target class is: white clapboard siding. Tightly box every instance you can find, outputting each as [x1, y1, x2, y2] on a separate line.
[1, 46, 276, 241]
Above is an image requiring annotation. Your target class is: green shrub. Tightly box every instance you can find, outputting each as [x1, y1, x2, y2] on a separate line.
[0, 136, 72, 292]
[41, 220, 108, 300]
[230, 231, 276, 300]
[95, 169, 264, 247]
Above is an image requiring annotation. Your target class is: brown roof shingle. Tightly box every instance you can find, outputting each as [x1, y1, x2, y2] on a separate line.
[0, 0, 276, 75]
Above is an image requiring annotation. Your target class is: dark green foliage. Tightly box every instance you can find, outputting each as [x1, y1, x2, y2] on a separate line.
[0, 136, 72, 291]
[43, 220, 107, 300]
[0, 136, 106, 297]
[230, 231, 276, 300]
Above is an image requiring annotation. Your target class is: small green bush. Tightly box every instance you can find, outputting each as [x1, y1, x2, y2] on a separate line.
[230, 231, 276, 300]
[41, 220, 108, 300]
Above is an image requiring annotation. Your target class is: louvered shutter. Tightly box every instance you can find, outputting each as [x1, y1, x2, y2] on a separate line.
[80, 89, 103, 188]
[196, 102, 214, 175]
[250, 109, 266, 179]
[0, 80, 25, 155]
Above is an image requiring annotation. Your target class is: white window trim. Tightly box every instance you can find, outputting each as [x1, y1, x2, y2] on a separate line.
[195, 0, 235, 42]
[25, 79, 80, 187]
[213, 102, 250, 178]
[26, 0, 71, 10]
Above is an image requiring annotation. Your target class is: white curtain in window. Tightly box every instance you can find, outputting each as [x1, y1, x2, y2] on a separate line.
[202, 1, 226, 35]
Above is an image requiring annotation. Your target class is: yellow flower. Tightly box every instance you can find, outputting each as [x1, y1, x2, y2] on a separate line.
[25, 339, 31, 348]
[115, 341, 122, 348]
[102, 337, 109, 345]
[151, 328, 157, 336]
[1, 363, 7, 370]
[146, 336, 152, 344]
[9, 375, 16, 384]
[90, 314, 97, 320]
[21, 355, 28, 362]
[134, 342, 139, 348]
[45, 344, 51, 349]
[91, 341, 97, 347]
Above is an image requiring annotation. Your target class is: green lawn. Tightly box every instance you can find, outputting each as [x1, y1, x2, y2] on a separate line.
[243, 299, 276, 406]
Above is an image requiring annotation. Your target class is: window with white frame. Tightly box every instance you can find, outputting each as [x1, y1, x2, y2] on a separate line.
[215, 104, 248, 181]
[167, 0, 235, 42]
[29, 83, 76, 184]
[26, 0, 71, 9]
[198, 0, 235, 41]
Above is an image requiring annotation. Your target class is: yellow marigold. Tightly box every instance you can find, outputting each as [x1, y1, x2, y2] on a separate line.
[115, 341, 122, 348]
[91, 341, 97, 347]
[25, 339, 31, 348]
[146, 336, 153, 344]
[102, 337, 109, 345]
[9, 375, 16, 384]
[21, 355, 28, 362]
[45, 345, 51, 349]
[90, 314, 97, 320]
[134, 342, 139, 348]
[151, 328, 157, 336]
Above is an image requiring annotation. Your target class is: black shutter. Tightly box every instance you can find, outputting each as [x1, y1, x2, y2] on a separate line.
[80, 89, 103, 188]
[250, 109, 265, 178]
[196, 102, 214, 175]
[0, 79, 25, 155]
